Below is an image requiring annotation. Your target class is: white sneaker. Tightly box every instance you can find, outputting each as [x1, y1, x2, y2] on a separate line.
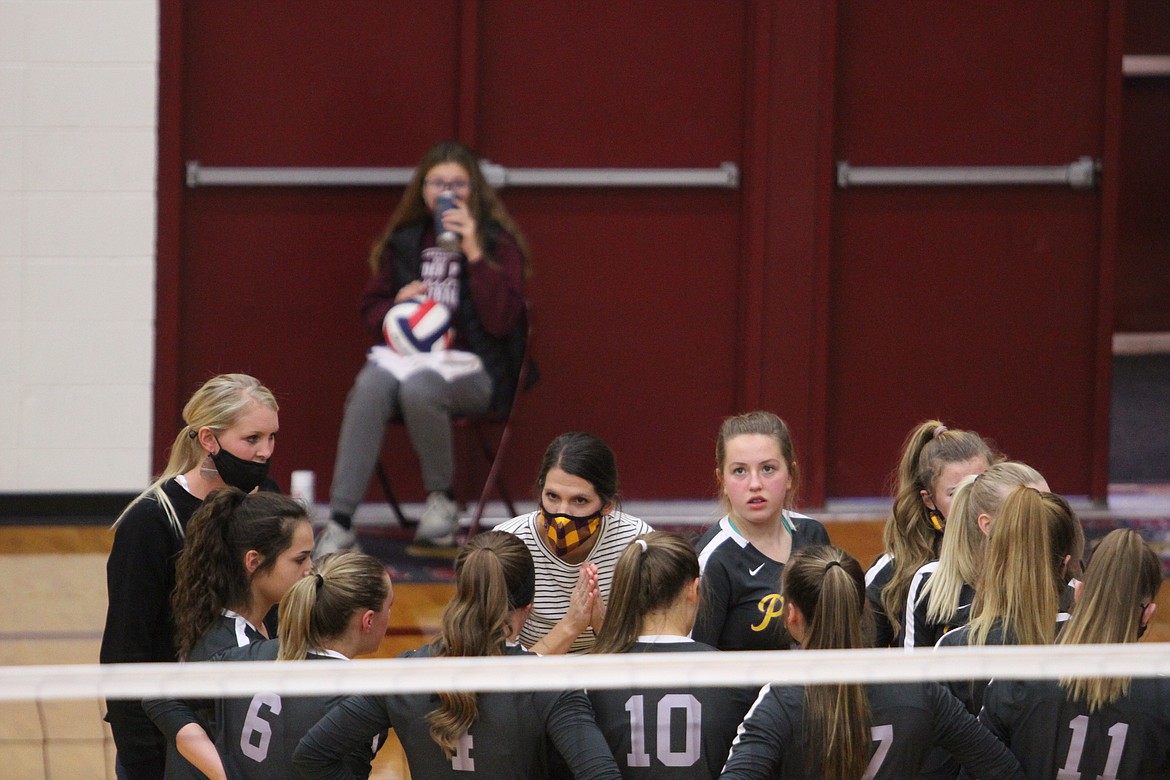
[414, 492, 459, 546]
[315, 518, 360, 559]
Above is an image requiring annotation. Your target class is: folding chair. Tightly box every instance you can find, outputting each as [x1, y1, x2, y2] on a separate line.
[374, 304, 536, 539]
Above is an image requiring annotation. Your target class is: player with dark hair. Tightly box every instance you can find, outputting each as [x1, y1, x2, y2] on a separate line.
[145, 488, 315, 778]
[719, 545, 1022, 779]
[693, 411, 830, 652]
[981, 528, 1170, 778]
[293, 531, 622, 779]
[146, 552, 392, 779]
[495, 431, 652, 654]
[588, 532, 758, 777]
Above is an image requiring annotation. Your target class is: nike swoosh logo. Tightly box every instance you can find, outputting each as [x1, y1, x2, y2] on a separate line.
[749, 563, 766, 576]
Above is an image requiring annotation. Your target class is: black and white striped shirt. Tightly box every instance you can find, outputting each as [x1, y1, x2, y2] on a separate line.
[495, 510, 652, 654]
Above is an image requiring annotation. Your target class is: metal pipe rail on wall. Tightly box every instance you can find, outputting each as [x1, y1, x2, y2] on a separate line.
[185, 160, 740, 189]
[835, 156, 1099, 190]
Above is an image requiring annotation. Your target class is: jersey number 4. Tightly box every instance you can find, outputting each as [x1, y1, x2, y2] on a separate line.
[624, 694, 702, 767]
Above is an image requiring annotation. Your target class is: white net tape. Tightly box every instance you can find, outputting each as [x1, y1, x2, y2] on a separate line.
[3, 642, 1168, 702]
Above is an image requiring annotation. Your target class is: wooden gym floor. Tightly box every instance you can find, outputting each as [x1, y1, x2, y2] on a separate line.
[2, 516, 1167, 779]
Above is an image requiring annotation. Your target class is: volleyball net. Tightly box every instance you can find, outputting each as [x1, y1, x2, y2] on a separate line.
[4, 643, 1169, 778]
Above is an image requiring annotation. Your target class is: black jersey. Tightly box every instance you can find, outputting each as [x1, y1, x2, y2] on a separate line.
[693, 514, 829, 651]
[720, 681, 1022, 779]
[144, 612, 267, 779]
[293, 643, 622, 779]
[903, 561, 975, 648]
[585, 638, 758, 778]
[864, 553, 897, 647]
[981, 676, 1170, 779]
[212, 641, 380, 780]
[935, 613, 1071, 716]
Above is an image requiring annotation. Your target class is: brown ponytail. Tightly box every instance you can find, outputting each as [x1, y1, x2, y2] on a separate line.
[783, 546, 871, 779]
[593, 532, 699, 654]
[172, 489, 308, 660]
[881, 421, 994, 636]
[427, 532, 535, 758]
[1059, 529, 1162, 710]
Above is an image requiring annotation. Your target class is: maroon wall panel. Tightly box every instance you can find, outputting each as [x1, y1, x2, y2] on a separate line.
[1115, 0, 1170, 332]
[827, 3, 1112, 497]
[161, 2, 1119, 505]
[471, 3, 747, 498]
[173, 2, 465, 494]
[169, 1, 751, 502]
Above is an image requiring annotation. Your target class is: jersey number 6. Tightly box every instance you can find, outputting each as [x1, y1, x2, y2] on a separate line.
[240, 692, 282, 762]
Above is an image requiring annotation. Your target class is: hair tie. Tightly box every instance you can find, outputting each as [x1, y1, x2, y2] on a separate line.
[933, 425, 948, 438]
[634, 539, 648, 553]
[188, 429, 197, 439]
[314, 571, 325, 590]
[824, 560, 842, 572]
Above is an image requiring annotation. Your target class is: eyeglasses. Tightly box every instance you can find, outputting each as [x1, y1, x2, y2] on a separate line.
[423, 178, 471, 192]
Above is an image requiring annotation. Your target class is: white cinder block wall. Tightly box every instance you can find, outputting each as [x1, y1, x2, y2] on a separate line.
[0, 1, 159, 492]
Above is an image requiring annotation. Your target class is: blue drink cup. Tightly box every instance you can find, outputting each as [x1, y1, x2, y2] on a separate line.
[434, 191, 461, 251]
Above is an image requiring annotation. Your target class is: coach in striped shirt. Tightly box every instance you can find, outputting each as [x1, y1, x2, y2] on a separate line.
[495, 432, 652, 654]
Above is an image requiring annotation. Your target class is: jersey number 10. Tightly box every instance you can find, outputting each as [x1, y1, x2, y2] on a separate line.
[624, 694, 702, 767]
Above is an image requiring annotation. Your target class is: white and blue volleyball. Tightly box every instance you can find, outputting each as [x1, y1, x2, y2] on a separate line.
[383, 298, 454, 355]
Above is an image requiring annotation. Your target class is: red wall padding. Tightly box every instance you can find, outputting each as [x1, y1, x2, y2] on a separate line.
[159, 1, 1119, 504]
[1115, 0, 1170, 332]
[828, 2, 1112, 496]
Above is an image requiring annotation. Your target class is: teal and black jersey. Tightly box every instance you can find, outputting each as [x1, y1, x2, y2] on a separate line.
[693, 514, 829, 652]
[981, 676, 1170, 779]
[903, 561, 975, 648]
[586, 638, 758, 778]
[864, 553, 897, 647]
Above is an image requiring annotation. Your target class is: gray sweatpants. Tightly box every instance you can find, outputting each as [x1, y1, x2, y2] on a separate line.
[329, 360, 492, 518]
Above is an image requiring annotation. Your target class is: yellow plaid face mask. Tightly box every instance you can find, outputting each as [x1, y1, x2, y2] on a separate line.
[542, 505, 603, 557]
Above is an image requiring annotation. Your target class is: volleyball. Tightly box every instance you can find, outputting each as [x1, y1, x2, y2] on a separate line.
[383, 298, 454, 355]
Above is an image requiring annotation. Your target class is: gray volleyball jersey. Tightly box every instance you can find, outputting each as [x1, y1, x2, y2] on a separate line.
[721, 681, 1023, 779]
[213, 640, 380, 780]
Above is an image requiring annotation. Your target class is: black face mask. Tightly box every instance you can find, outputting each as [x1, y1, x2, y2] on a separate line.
[211, 437, 269, 493]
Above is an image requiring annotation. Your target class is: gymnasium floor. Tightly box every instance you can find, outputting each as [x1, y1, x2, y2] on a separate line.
[2, 498, 1169, 779]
